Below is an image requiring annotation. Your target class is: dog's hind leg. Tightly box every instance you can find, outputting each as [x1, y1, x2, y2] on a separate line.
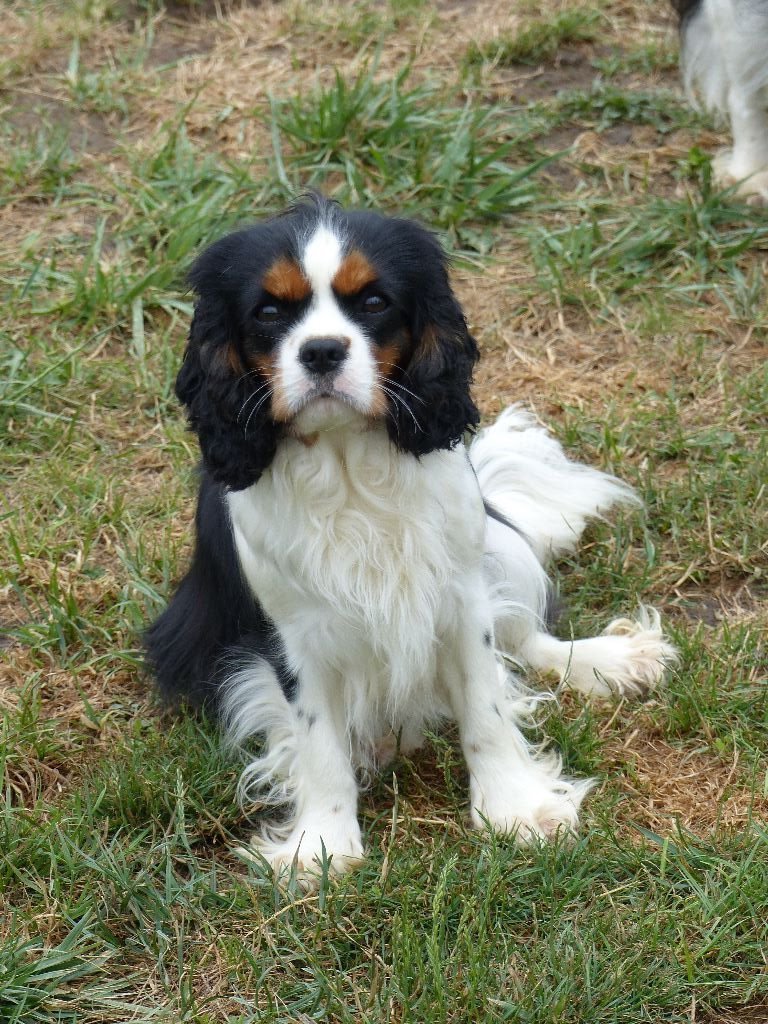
[519, 608, 677, 699]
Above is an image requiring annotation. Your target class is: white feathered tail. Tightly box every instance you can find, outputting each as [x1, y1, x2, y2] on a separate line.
[469, 405, 639, 565]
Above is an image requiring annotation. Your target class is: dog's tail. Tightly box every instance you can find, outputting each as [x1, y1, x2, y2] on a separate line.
[469, 405, 639, 565]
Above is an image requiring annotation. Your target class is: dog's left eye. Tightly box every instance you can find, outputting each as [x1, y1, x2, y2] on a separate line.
[255, 303, 281, 323]
[362, 294, 388, 314]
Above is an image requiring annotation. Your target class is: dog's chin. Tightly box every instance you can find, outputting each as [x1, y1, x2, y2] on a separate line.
[291, 392, 371, 436]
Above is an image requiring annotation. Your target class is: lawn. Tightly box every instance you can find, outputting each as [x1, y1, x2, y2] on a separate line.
[1, 0, 766, 1021]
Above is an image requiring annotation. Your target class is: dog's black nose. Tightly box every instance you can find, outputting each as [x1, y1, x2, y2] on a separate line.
[299, 337, 348, 376]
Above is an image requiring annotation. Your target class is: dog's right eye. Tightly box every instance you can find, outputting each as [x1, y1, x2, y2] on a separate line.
[255, 303, 281, 323]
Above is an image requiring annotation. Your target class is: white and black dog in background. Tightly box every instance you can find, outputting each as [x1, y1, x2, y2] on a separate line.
[674, 0, 768, 202]
[146, 195, 675, 882]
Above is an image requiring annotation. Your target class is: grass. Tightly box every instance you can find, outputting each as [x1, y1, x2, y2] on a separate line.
[465, 6, 605, 66]
[554, 82, 700, 132]
[269, 63, 548, 247]
[1, 0, 767, 1019]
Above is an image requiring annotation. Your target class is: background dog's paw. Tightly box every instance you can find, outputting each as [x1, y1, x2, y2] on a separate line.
[238, 819, 364, 888]
[712, 151, 768, 205]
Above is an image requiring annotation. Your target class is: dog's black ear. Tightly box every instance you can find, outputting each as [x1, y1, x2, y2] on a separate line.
[386, 226, 480, 457]
[176, 244, 281, 490]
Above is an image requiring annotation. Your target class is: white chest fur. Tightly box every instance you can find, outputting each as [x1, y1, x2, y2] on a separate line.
[227, 425, 484, 717]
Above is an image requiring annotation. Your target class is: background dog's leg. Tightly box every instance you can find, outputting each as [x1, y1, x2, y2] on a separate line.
[715, 83, 768, 200]
[681, 0, 768, 202]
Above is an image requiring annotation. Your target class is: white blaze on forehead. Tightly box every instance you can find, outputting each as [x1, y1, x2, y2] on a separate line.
[277, 216, 378, 424]
[300, 223, 344, 296]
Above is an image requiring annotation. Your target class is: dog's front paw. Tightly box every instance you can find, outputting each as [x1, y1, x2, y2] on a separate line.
[469, 771, 590, 843]
[239, 816, 364, 888]
[713, 151, 768, 205]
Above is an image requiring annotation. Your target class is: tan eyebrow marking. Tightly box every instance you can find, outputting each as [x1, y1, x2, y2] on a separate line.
[331, 249, 378, 296]
[262, 258, 311, 302]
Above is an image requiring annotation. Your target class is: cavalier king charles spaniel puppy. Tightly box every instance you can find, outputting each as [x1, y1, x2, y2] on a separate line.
[674, 0, 768, 203]
[146, 195, 675, 882]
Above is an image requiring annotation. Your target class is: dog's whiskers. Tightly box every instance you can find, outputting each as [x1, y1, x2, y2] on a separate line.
[378, 381, 422, 434]
[243, 391, 273, 437]
[234, 368, 264, 386]
[382, 375, 427, 407]
[237, 383, 272, 425]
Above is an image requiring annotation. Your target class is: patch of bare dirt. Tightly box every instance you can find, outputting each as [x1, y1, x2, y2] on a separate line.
[506, 47, 600, 103]
[124, 0, 263, 21]
[146, 28, 216, 69]
[7, 92, 119, 155]
[671, 582, 766, 627]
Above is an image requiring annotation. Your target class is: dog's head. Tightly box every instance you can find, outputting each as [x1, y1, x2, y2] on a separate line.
[177, 195, 479, 489]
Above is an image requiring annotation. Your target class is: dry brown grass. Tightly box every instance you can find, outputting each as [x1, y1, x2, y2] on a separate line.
[604, 720, 767, 833]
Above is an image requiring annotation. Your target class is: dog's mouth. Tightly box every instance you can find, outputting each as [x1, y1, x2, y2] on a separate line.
[291, 387, 370, 434]
[308, 381, 344, 399]
[298, 381, 364, 410]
